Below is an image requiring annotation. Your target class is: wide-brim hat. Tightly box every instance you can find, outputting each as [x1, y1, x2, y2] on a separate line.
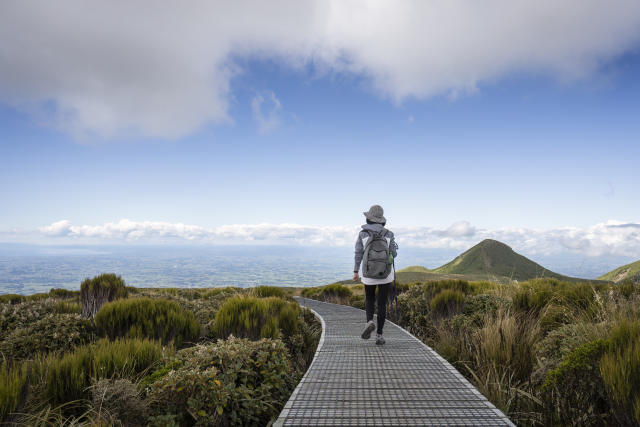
[363, 205, 386, 223]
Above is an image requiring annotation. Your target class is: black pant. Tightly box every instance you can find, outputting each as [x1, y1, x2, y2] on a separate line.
[365, 283, 390, 334]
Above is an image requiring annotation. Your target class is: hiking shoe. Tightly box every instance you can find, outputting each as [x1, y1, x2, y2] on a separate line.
[361, 321, 375, 340]
[375, 334, 385, 345]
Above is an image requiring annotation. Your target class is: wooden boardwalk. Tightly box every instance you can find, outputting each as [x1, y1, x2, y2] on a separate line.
[274, 297, 515, 426]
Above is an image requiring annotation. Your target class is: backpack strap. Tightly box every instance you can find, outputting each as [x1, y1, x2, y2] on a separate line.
[366, 229, 387, 239]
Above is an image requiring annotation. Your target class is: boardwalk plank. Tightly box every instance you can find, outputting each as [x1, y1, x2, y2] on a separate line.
[274, 297, 515, 427]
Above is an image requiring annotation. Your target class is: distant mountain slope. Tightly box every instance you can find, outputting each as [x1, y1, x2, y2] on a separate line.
[432, 239, 577, 282]
[598, 260, 640, 283]
[337, 239, 595, 285]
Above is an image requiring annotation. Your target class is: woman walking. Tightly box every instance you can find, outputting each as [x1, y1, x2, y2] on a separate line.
[353, 205, 398, 345]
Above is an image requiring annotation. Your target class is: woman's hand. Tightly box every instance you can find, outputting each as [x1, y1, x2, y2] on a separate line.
[353, 273, 359, 282]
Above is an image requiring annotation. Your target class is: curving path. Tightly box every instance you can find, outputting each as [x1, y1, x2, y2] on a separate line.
[274, 297, 515, 426]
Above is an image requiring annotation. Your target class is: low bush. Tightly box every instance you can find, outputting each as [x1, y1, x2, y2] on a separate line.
[201, 287, 242, 299]
[318, 283, 352, 304]
[43, 338, 164, 406]
[350, 294, 365, 310]
[52, 299, 81, 314]
[512, 279, 596, 317]
[429, 289, 464, 319]
[542, 340, 610, 425]
[249, 285, 285, 299]
[512, 280, 554, 314]
[0, 360, 29, 422]
[89, 378, 148, 425]
[397, 285, 436, 342]
[462, 294, 510, 327]
[147, 337, 295, 426]
[81, 273, 128, 318]
[95, 297, 200, 347]
[282, 307, 322, 372]
[49, 288, 79, 299]
[0, 313, 96, 360]
[209, 296, 300, 341]
[538, 303, 572, 335]
[26, 293, 50, 302]
[0, 294, 26, 305]
[534, 321, 611, 378]
[300, 287, 321, 299]
[1, 299, 67, 340]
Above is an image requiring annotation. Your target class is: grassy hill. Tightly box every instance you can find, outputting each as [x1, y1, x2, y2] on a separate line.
[433, 239, 579, 282]
[598, 259, 640, 283]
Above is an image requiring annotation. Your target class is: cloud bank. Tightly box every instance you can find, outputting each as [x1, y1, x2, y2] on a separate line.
[1, 1, 640, 138]
[31, 219, 640, 258]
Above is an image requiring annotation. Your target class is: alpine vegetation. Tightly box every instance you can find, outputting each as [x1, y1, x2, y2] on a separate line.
[0, 278, 321, 425]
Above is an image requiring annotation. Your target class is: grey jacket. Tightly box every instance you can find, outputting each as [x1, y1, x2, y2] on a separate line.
[354, 223, 398, 275]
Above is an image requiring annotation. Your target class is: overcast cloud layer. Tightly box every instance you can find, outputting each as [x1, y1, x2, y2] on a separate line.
[14, 219, 636, 258]
[2, 1, 640, 138]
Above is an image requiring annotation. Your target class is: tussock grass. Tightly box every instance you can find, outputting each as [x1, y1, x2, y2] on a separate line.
[95, 297, 200, 347]
[210, 296, 300, 340]
[0, 359, 29, 422]
[43, 338, 164, 406]
[80, 273, 128, 318]
[249, 285, 286, 299]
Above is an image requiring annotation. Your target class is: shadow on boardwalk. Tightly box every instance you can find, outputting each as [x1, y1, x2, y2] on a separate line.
[274, 297, 515, 426]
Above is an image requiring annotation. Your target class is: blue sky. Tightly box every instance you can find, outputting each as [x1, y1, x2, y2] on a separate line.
[1, 1, 640, 258]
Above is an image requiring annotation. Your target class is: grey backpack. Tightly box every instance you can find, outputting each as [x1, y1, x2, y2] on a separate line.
[362, 229, 392, 279]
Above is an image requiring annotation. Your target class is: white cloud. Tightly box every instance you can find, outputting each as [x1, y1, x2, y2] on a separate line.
[40, 220, 73, 236]
[1, 1, 640, 139]
[30, 218, 640, 258]
[251, 91, 282, 134]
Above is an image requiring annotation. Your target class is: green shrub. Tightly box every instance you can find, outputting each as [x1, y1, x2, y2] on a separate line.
[286, 307, 321, 371]
[534, 322, 611, 376]
[148, 337, 295, 426]
[429, 289, 464, 318]
[539, 303, 571, 335]
[49, 288, 79, 299]
[26, 293, 50, 302]
[468, 281, 498, 294]
[88, 378, 148, 425]
[462, 294, 510, 327]
[249, 286, 285, 299]
[512, 279, 596, 317]
[210, 296, 300, 341]
[95, 297, 200, 347]
[1, 299, 66, 340]
[396, 285, 436, 342]
[44, 338, 164, 405]
[0, 294, 26, 305]
[300, 287, 321, 299]
[319, 283, 352, 303]
[201, 287, 241, 299]
[542, 340, 610, 425]
[0, 360, 29, 422]
[512, 280, 554, 313]
[52, 300, 81, 314]
[0, 313, 95, 360]
[80, 273, 128, 318]
[350, 294, 365, 310]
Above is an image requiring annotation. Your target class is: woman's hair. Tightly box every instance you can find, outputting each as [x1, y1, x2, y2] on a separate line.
[366, 219, 386, 226]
